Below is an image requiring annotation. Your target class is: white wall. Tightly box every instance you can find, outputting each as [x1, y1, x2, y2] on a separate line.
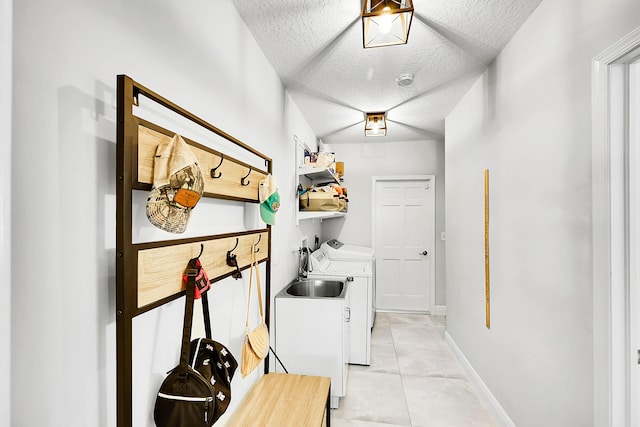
[11, 1, 319, 426]
[1, 0, 11, 425]
[445, 0, 640, 425]
[322, 139, 446, 306]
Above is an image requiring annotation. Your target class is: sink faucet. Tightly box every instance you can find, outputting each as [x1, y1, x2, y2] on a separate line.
[298, 247, 313, 280]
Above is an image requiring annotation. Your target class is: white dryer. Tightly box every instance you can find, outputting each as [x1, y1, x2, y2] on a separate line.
[308, 249, 373, 365]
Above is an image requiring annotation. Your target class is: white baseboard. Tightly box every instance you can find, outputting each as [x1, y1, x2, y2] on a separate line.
[432, 305, 447, 316]
[444, 332, 516, 427]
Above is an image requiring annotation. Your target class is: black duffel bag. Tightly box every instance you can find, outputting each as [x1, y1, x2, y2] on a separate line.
[154, 258, 237, 426]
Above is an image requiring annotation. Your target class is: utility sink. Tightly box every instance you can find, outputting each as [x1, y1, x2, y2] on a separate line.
[282, 279, 346, 298]
[275, 277, 350, 408]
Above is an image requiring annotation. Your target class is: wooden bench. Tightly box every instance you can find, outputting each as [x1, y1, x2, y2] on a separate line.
[228, 373, 331, 427]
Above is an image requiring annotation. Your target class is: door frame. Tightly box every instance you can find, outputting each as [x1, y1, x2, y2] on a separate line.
[372, 175, 436, 314]
[1, 0, 11, 425]
[592, 25, 640, 427]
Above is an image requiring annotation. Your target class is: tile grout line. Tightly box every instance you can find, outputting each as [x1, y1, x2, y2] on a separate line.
[390, 317, 415, 427]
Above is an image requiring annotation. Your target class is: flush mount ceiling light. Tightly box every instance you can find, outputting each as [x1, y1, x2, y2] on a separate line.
[362, 0, 414, 49]
[364, 112, 387, 137]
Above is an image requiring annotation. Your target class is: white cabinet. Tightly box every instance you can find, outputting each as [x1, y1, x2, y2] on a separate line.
[274, 287, 350, 408]
[306, 274, 372, 366]
[346, 276, 372, 365]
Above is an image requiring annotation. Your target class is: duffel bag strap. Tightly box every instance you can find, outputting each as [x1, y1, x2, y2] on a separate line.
[201, 286, 212, 340]
[179, 258, 199, 374]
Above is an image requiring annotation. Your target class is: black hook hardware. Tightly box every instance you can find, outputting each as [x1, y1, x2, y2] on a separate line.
[241, 167, 252, 186]
[254, 234, 261, 252]
[226, 238, 242, 279]
[210, 154, 224, 179]
[195, 243, 204, 260]
[229, 238, 239, 253]
[226, 252, 242, 279]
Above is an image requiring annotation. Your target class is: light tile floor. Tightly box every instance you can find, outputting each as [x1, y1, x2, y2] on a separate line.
[331, 312, 498, 427]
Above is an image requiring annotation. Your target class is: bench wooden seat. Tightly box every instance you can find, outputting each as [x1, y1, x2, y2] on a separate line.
[228, 373, 331, 427]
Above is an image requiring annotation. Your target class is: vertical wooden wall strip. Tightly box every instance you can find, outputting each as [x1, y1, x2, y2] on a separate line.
[484, 169, 490, 329]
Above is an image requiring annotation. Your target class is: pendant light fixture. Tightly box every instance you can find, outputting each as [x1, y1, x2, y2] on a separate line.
[362, 0, 414, 49]
[364, 112, 387, 137]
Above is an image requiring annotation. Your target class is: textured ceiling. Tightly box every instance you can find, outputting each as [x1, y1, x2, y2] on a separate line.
[231, 0, 542, 144]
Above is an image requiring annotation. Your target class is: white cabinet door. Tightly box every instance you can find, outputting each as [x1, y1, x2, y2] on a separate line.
[374, 177, 435, 312]
[274, 296, 346, 408]
[346, 276, 371, 365]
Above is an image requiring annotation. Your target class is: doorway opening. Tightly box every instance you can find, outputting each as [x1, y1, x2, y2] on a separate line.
[592, 26, 640, 427]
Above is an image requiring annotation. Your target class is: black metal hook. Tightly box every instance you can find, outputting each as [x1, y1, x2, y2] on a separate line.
[210, 154, 224, 179]
[254, 234, 261, 252]
[226, 238, 242, 279]
[195, 243, 204, 260]
[241, 166, 252, 186]
[229, 238, 239, 254]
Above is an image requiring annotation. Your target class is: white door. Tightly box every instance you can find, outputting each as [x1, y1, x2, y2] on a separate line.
[373, 176, 435, 312]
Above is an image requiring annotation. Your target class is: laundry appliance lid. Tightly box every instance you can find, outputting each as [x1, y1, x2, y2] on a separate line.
[309, 260, 372, 277]
[321, 239, 375, 261]
[309, 250, 372, 277]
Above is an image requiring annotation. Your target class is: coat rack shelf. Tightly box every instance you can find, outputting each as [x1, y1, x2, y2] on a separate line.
[135, 229, 270, 311]
[116, 75, 273, 427]
[135, 119, 269, 202]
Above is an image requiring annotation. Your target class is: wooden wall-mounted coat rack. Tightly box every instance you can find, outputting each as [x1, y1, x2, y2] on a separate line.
[116, 75, 273, 427]
[136, 122, 269, 201]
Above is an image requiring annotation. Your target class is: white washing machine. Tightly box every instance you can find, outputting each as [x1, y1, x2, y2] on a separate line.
[308, 247, 373, 365]
[321, 239, 375, 261]
[320, 239, 376, 330]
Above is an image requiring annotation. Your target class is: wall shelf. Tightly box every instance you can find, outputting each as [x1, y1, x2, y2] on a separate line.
[294, 138, 347, 224]
[297, 211, 346, 222]
[297, 166, 340, 184]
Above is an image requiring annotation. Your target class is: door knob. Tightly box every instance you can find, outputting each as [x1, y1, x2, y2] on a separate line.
[420, 250, 428, 256]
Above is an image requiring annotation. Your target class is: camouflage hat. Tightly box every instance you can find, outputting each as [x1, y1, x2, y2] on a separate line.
[146, 134, 204, 233]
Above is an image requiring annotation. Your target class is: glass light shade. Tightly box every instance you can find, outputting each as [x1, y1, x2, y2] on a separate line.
[362, 0, 414, 48]
[365, 112, 387, 137]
